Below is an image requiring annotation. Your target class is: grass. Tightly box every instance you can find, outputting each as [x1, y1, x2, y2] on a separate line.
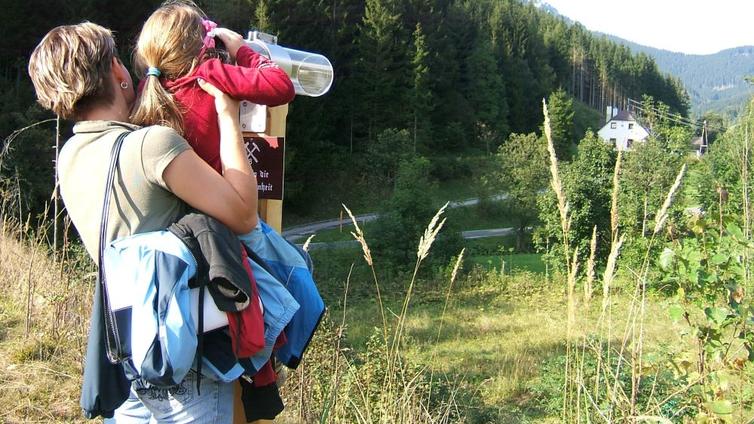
[470, 252, 545, 274]
[0, 222, 93, 423]
[308, 268, 682, 422]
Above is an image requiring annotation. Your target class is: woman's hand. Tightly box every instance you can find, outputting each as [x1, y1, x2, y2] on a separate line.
[197, 78, 239, 118]
[213, 28, 245, 62]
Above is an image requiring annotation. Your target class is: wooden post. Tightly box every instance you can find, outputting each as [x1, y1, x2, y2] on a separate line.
[234, 103, 288, 424]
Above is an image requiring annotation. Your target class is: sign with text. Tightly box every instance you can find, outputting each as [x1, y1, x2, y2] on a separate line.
[243, 136, 285, 200]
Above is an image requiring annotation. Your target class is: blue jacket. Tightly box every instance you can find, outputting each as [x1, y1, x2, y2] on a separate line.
[82, 224, 302, 418]
[239, 219, 325, 368]
[83, 231, 200, 418]
[199, 251, 301, 380]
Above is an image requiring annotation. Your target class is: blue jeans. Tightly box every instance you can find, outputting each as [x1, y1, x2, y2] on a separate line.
[104, 372, 234, 423]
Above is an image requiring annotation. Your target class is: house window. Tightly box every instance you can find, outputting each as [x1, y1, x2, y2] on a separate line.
[609, 138, 617, 145]
[610, 122, 617, 129]
[628, 123, 634, 129]
[627, 139, 634, 148]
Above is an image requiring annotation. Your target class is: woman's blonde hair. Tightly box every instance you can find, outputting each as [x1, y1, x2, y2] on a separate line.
[28, 22, 117, 120]
[131, 1, 208, 133]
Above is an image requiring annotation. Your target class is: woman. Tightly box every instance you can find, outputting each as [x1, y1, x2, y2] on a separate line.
[28, 22, 255, 422]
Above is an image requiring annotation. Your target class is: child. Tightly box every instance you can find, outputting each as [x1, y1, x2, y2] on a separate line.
[131, 2, 297, 418]
[131, 1, 295, 173]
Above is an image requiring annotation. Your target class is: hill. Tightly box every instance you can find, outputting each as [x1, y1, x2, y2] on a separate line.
[603, 36, 754, 117]
[529, 1, 754, 117]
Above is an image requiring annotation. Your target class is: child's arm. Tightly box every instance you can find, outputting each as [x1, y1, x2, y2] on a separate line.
[164, 79, 258, 234]
[204, 28, 295, 106]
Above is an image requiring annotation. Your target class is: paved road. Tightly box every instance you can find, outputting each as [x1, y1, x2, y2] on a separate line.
[283, 194, 508, 242]
[303, 227, 517, 250]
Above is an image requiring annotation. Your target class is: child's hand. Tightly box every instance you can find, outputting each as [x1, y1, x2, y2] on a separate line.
[197, 78, 239, 118]
[214, 28, 245, 62]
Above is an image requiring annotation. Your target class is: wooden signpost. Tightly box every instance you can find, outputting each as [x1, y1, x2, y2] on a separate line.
[233, 103, 288, 423]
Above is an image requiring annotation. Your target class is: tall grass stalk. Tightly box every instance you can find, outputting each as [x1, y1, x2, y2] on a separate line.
[544, 100, 689, 421]
[585, 226, 597, 304]
[337, 202, 455, 423]
[542, 99, 579, 421]
[342, 203, 387, 340]
[427, 248, 465, 409]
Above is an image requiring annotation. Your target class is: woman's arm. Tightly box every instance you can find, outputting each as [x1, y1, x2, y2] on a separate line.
[162, 79, 258, 234]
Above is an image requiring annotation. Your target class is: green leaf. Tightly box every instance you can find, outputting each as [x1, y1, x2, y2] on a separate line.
[659, 248, 675, 270]
[711, 253, 728, 265]
[705, 307, 728, 326]
[707, 399, 733, 415]
[668, 304, 685, 321]
[726, 223, 744, 239]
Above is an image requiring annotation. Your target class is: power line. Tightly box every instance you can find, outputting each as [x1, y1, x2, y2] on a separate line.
[627, 98, 699, 127]
[626, 98, 727, 133]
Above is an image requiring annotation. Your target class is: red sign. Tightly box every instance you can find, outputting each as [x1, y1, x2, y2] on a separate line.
[243, 136, 285, 200]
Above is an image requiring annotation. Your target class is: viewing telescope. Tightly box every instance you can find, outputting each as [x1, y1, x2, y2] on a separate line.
[245, 31, 334, 97]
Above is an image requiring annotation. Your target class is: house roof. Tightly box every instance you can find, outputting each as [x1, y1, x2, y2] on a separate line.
[610, 110, 637, 122]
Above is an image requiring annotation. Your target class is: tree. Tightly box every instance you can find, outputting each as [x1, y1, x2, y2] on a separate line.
[253, 0, 273, 32]
[409, 22, 432, 152]
[547, 88, 576, 161]
[620, 138, 684, 237]
[355, 0, 407, 143]
[486, 132, 548, 250]
[467, 36, 508, 153]
[537, 131, 616, 267]
[365, 128, 413, 186]
[372, 157, 462, 268]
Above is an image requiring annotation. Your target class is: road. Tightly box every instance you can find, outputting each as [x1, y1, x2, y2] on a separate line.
[283, 194, 508, 242]
[303, 226, 517, 250]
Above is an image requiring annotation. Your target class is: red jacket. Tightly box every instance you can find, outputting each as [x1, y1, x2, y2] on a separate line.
[163, 45, 295, 172]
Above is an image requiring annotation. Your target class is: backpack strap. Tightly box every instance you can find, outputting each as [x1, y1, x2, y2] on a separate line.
[98, 131, 131, 364]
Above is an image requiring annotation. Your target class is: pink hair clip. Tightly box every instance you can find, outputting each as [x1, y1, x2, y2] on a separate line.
[202, 19, 217, 49]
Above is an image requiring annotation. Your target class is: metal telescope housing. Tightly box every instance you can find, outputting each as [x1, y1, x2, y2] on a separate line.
[245, 31, 334, 97]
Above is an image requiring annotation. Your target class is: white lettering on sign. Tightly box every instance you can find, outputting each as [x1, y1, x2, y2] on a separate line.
[245, 142, 261, 164]
[257, 182, 274, 192]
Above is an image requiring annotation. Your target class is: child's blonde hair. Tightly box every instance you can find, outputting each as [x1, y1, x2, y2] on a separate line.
[131, 1, 207, 133]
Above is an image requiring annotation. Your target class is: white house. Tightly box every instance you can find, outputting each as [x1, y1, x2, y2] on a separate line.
[597, 109, 650, 151]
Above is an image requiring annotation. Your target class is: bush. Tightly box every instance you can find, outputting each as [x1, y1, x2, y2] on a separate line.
[428, 156, 472, 182]
[372, 157, 462, 270]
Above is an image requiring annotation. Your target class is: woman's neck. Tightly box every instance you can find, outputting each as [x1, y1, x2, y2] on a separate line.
[78, 101, 130, 122]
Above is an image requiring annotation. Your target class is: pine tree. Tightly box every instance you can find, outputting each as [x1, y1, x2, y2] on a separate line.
[253, 0, 272, 32]
[356, 0, 406, 143]
[410, 22, 432, 152]
[547, 88, 576, 161]
[467, 36, 508, 153]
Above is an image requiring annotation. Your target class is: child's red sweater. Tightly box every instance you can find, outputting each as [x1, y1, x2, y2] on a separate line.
[162, 45, 295, 172]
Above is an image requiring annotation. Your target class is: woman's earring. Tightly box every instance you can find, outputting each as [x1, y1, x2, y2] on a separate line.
[120, 81, 129, 89]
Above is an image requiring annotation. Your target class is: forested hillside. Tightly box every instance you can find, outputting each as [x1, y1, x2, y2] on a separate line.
[0, 0, 688, 219]
[603, 35, 754, 117]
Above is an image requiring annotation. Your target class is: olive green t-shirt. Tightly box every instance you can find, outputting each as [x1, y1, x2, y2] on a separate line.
[58, 121, 191, 261]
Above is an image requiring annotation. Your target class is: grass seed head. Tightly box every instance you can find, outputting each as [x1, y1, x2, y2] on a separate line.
[302, 234, 316, 252]
[417, 202, 449, 261]
[611, 151, 622, 238]
[343, 203, 373, 266]
[653, 164, 687, 235]
[542, 99, 570, 240]
[450, 248, 465, 284]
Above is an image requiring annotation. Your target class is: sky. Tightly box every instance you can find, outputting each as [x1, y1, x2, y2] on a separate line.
[543, 0, 754, 55]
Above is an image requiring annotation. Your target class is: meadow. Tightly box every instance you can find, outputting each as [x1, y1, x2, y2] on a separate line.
[2, 100, 754, 423]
